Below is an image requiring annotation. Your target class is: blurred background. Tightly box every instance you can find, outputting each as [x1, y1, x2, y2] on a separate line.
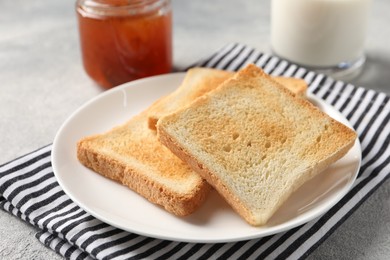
[1, 0, 389, 259]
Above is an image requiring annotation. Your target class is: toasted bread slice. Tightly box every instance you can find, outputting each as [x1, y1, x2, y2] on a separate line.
[147, 68, 307, 130]
[157, 64, 357, 226]
[77, 111, 212, 217]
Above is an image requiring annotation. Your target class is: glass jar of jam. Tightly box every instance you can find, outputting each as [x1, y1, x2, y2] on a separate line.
[76, 0, 172, 89]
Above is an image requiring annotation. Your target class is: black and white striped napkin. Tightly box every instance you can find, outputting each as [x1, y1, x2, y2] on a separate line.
[1, 43, 389, 259]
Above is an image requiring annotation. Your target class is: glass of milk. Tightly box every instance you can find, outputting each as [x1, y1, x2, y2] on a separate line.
[271, 0, 372, 79]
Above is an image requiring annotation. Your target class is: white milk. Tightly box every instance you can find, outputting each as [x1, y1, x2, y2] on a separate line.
[271, 0, 371, 68]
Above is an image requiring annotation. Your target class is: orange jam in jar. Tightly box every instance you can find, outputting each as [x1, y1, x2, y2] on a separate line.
[76, 0, 172, 89]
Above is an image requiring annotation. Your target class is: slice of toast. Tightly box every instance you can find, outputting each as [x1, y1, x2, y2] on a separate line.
[157, 64, 357, 226]
[77, 111, 212, 217]
[147, 67, 307, 130]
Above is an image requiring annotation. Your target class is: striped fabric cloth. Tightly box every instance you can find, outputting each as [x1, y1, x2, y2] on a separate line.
[1, 43, 389, 259]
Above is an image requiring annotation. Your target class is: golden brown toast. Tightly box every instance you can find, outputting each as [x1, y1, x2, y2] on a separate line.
[77, 107, 212, 217]
[157, 64, 357, 225]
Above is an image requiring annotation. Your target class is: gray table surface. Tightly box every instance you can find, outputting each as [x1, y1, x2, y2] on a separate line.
[1, 0, 389, 259]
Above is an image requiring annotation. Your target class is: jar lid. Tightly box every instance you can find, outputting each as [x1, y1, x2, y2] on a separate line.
[77, 0, 170, 17]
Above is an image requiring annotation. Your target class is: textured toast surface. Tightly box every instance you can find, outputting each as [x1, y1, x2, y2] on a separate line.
[77, 112, 211, 217]
[157, 64, 357, 225]
[274, 77, 307, 97]
[147, 68, 232, 130]
[147, 67, 307, 130]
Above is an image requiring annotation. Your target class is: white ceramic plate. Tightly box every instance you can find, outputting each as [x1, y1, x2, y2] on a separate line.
[52, 73, 361, 243]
